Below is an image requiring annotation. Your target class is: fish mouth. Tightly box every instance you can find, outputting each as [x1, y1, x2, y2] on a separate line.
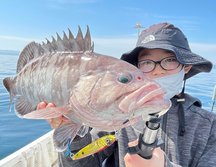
[118, 82, 167, 113]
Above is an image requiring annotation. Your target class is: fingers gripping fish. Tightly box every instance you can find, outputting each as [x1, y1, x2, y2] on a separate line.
[3, 26, 171, 152]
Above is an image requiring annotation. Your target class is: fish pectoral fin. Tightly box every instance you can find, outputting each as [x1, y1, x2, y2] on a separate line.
[23, 106, 70, 119]
[53, 122, 82, 152]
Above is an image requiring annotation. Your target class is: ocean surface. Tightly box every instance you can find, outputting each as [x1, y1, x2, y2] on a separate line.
[0, 51, 216, 160]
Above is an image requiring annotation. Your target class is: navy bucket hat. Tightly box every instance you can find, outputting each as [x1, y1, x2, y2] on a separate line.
[121, 22, 213, 79]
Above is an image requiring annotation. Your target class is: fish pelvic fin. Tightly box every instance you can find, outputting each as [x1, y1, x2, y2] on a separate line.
[53, 122, 82, 152]
[3, 77, 16, 111]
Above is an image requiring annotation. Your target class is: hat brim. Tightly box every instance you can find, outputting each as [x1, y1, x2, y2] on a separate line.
[121, 42, 212, 79]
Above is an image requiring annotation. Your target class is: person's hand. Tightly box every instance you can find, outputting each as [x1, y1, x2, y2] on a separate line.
[37, 101, 69, 129]
[124, 140, 165, 167]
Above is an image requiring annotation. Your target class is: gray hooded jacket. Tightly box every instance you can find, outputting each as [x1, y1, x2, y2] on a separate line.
[58, 94, 216, 167]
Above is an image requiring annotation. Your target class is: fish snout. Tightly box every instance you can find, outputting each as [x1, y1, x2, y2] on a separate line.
[134, 74, 143, 82]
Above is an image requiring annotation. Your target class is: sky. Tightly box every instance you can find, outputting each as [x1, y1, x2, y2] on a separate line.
[0, 0, 216, 63]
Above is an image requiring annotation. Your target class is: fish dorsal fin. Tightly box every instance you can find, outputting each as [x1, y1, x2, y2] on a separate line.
[68, 28, 75, 40]
[17, 42, 44, 73]
[42, 26, 94, 53]
[17, 26, 94, 73]
[76, 26, 85, 51]
[42, 26, 93, 53]
[84, 26, 92, 51]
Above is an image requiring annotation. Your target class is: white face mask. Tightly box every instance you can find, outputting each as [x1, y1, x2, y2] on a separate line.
[153, 68, 185, 99]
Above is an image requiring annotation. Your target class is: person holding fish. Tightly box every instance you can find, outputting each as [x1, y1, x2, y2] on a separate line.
[42, 22, 216, 167]
[6, 22, 215, 167]
[119, 23, 216, 167]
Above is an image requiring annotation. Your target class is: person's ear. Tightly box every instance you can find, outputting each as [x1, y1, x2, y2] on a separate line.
[184, 65, 192, 74]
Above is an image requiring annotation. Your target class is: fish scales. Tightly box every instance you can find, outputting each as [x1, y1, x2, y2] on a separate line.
[15, 51, 104, 107]
[16, 54, 81, 106]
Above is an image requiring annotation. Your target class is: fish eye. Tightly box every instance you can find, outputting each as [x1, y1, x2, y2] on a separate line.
[118, 74, 132, 84]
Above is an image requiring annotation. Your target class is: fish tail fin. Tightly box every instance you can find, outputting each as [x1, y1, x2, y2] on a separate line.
[3, 77, 16, 111]
[3, 77, 15, 93]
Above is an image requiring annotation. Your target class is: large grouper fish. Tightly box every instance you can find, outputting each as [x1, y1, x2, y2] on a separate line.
[3, 26, 171, 151]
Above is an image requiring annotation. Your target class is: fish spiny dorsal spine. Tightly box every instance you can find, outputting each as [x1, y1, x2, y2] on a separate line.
[17, 26, 94, 73]
[63, 31, 68, 40]
[76, 26, 85, 51]
[84, 26, 92, 51]
[68, 29, 75, 40]
[42, 26, 93, 53]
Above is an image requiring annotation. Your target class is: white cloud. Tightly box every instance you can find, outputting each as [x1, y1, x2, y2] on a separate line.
[93, 37, 137, 58]
[190, 43, 216, 64]
[0, 35, 41, 51]
[150, 15, 200, 31]
[0, 35, 33, 42]
[0, 35, 215, 64]
[94, 38, 216, 63]
[48, 0, 98, 4]
[190, 43, 216, 52]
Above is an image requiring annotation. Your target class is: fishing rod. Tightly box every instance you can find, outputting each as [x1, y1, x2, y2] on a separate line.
[211, 85, 216, 112]
[137, 116, 161, 159]
[127, 114, 162, 159]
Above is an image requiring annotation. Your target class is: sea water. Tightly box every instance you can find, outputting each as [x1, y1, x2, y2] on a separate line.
[0, 51, 51, 159]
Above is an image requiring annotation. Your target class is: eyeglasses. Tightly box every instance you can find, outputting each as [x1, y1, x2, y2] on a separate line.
[138, 56, 181, 73]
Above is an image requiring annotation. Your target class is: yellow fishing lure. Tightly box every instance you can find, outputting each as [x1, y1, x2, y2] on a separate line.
[72, 134, 116, 160]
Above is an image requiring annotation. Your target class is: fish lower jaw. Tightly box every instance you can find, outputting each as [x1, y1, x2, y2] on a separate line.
[119, 87, 165, 113]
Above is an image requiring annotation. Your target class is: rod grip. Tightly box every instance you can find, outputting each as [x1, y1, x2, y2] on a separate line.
[138, 118, 161, 159]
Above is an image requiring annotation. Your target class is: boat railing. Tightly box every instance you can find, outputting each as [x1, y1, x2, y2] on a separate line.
[0, 130, 58, 167]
